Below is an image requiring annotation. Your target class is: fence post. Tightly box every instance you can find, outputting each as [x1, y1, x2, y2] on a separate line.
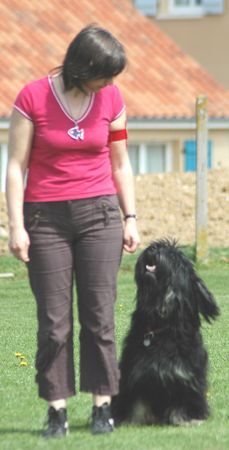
[195, 95, 209, 263]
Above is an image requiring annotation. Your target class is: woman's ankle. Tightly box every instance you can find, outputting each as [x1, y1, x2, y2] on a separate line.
[48, 399, 67, 410]
[92, 394, 111, 407]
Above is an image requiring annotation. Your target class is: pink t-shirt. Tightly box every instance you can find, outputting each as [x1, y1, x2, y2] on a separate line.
[14, 76, 125, 201]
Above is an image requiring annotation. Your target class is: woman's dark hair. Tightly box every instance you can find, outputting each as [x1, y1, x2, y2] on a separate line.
[61, 24, 127, 90]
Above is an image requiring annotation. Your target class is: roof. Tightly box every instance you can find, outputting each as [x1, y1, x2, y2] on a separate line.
[1, 0, 229, 120]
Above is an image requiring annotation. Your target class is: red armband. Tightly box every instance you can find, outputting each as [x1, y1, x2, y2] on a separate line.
[108, 129, 128, 143]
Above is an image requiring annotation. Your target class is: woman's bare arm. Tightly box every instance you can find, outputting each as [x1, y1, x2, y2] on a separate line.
[109, 111, 140, 253]
[6, 109, 34, 261]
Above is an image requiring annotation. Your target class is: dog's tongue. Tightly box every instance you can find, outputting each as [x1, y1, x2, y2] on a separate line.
[146, 265, 156, 273]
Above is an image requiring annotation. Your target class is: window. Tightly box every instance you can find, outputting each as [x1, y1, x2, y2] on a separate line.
[0, 144, 8, 192]
[128, 143, 172, 175]
[169, 0, 204, 15]
[173, 0, 202, 5]
[134, 0, 224, 17]
[133, 0, 157, 16]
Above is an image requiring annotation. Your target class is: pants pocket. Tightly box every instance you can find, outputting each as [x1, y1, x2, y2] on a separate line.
[24, 203, 44, 231]
[94, 195, 121, 226]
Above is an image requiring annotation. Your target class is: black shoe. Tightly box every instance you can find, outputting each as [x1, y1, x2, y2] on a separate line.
[42, 407, 68, 438]
[91, 402, 114, 435]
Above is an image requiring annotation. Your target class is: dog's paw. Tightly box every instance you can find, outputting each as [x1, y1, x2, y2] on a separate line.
[182, 419, 204, 427]
[167, 410, 205, 426]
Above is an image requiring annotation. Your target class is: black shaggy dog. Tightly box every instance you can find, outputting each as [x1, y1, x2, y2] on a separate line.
[112, 239, 219, 426]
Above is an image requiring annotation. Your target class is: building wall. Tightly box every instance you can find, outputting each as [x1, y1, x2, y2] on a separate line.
[212, 131, 229, 168]
[156, 0, 229, 88]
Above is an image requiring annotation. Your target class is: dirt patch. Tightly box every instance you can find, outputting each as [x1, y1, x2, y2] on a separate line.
[135, 169, 229, 248]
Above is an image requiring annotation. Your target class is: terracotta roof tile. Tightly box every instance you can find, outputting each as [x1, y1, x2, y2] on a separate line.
[1, 0, 229, 120]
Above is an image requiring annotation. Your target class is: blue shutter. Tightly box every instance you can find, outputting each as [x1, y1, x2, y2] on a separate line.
[203, 0, 224, 14]
[184, 140, 212, 172]
[184, 140, 196, 172]
[133, 0, 157, 16]
[207, 140, 212, 168]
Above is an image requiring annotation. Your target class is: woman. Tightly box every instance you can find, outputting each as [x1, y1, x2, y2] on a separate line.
[6, 24, 140, 437]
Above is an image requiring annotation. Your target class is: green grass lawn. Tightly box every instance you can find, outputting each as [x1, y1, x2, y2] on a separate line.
[0, 251, 228, 450]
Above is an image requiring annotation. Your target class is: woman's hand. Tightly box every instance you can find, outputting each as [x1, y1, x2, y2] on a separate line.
[123, 219, 140, 253]
[9, 227, 30, 262]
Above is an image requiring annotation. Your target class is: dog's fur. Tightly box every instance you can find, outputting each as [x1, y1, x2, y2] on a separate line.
[112, 239, 219, 426]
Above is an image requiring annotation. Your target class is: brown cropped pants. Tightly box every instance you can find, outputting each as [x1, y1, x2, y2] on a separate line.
[24, 195, 123, 401]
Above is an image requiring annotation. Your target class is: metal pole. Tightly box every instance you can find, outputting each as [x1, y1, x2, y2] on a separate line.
[195, 95, 209, 263]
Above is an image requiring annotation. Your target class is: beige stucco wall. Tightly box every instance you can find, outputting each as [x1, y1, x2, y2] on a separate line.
[211, 131, 229, 168]
[156, 1, 229, 89]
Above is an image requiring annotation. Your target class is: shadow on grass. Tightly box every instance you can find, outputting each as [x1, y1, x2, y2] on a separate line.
[0, 428, 40, 436]
[0, 423, 90, 436]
